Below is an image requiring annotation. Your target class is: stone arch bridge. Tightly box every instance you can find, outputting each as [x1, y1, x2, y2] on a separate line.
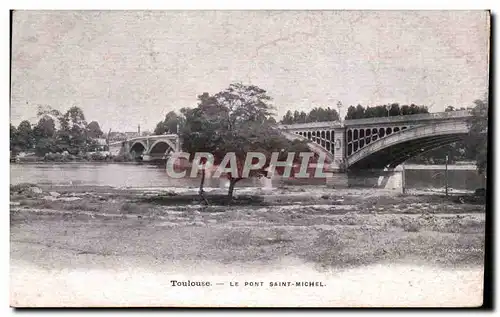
[278, 110, 473, 171]
[109, 134, 181, 161]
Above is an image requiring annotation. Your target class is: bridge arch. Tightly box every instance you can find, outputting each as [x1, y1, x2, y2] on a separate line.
[129, 141, 147, 157]
[149, 140, 174, 158]
[293, 130, 335, 154]
[347, 121, 469, 169]
[281, 130, 335, 163]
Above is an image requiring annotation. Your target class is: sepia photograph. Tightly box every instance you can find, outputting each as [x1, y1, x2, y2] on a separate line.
[9, 9, 490, 307]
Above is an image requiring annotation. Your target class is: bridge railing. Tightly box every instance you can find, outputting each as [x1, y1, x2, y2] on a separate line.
[277, 110, 472, 130]
[108, 134, 180, 147]
[125, 134, 179, 142]
[343, 109, 472, 126]
[278, 121, 340, 130]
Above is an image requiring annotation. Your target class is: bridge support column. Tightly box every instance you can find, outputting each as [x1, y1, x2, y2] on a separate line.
[332, 127, 347, 171]
[324, 127, 349, 188]
[120, 141, 131, 158]
[176, 137, 181, 152]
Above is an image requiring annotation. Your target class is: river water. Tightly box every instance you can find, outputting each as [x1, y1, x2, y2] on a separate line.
[10, 162, 486, 190]
[9, 163, 265, 188]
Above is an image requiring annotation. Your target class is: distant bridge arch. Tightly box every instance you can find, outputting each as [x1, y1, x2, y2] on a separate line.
[109, 134, 181, 161]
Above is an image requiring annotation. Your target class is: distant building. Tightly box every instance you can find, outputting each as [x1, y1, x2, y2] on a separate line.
[124, 132, 140, 139]
[107, 131, 139, 142]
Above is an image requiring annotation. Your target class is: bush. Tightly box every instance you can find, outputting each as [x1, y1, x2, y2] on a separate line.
[89, 152, 108, 161]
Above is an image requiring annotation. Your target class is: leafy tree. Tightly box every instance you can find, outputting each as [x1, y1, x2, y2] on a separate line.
[307, 107, 339, 122]
[345, 104, 366, 119]
[180, 103, 220, 198]
[33, 115, 56, 139]
[55, 106, 90, 154]
[16, 120, 35, 151]
[33, 116, 57, 156]
[87, 121, 103, 138]
[183, 83, 310, 200]
[34, 137, 58, 156]
[10, 124, 21, 155]
[154, 111, 184, 135]
[281, 110, 294, 124]
[467, 98, 488, 174]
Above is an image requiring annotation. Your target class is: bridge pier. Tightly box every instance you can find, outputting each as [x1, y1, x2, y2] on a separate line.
[332, 127, 347, 170]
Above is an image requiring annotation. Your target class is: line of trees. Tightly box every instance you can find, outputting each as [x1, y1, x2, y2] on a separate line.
[280, 107, 340, 124]
[10, 106, 104, 157]
[344, 103, 429, 120]
[279, 103, 433, 124]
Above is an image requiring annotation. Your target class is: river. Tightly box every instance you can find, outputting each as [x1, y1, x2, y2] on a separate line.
[9, 163, 266, 188]
[10, 162, 486, 190]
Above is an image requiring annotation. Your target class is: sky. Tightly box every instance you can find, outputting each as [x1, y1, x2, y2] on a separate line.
[11, 10, 490, 132]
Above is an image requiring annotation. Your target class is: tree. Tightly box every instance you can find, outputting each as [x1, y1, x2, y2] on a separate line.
[180, 105, 219, 201]
[56, 106, 89, 154]
[154, 111, 184, 135]
[183, 83, 310, 200]
[16, 120, 35, 152]
[33, 115, 56, 139]
[281, 110, 294, 124]
[33, 116, 57, 156]
[345, 104, 366, 120]
[87, 121, 103, 139]
[467, 98, 488, 174]
[10, 124, 21, 155]
[307, 107, 339, 122]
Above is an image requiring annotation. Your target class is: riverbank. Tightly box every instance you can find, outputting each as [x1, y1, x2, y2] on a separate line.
[10, 184, 485, 307]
